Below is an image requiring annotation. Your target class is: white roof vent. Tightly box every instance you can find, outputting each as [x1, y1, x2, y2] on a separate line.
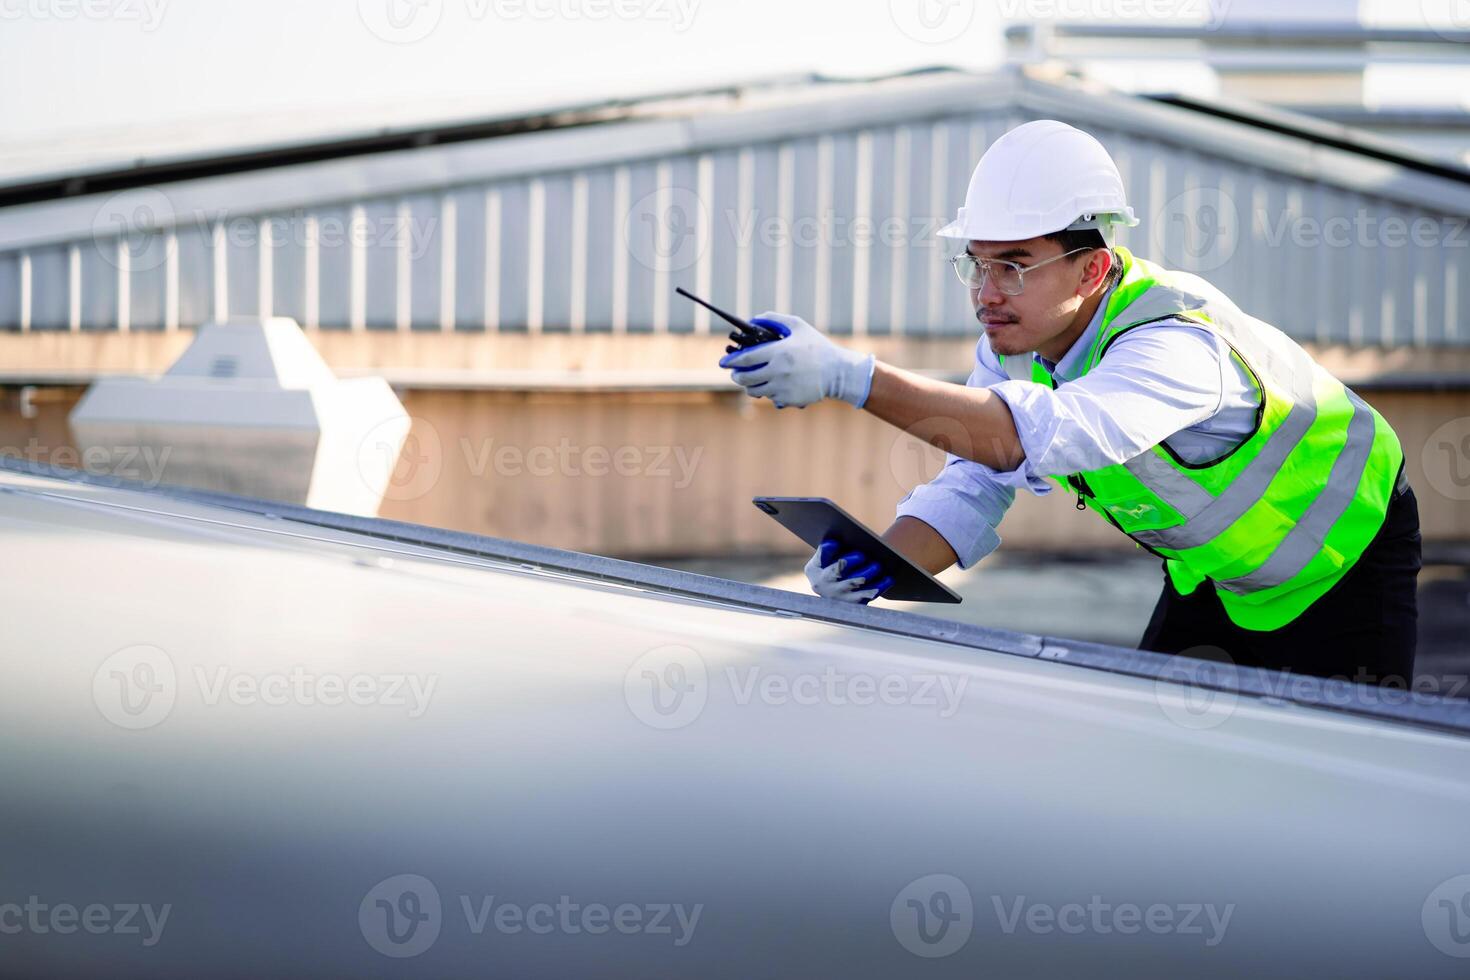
[68, 317, 410, 517]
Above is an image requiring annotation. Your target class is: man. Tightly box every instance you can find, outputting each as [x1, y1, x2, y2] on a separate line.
[719, 119, 1420, 684]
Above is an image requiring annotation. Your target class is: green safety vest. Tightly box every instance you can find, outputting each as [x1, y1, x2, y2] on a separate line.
[999, 246, 1404, 632]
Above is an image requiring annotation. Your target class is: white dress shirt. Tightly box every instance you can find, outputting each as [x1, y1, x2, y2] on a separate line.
[893, 282, 1262, 568]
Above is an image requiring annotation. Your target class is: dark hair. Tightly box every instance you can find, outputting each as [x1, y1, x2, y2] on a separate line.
[1041, 228, 1121, 289]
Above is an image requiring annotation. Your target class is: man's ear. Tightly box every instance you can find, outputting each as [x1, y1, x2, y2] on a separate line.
[1079, 248, 1113, 296]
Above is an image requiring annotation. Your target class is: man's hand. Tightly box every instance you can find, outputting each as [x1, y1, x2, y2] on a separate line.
[804, 539, 895, 604]
[719, 312, 875, 409]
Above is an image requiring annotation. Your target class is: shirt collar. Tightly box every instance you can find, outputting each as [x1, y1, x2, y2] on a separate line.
[1034, 282, 1116, 383]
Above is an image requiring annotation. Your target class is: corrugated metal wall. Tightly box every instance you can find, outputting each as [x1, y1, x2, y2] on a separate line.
[2, 108, 1467, 345]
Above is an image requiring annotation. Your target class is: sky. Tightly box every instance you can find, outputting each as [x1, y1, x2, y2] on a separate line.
[0, 0, 1465, 170]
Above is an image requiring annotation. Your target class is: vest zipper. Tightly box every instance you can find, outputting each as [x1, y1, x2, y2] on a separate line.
[1048, 374, 1092, 512]
[1067, 473, 1089, 510]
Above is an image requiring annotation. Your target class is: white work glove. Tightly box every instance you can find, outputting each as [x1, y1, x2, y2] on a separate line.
[718, 312, 875, 409]
[804, 540, 895, 605]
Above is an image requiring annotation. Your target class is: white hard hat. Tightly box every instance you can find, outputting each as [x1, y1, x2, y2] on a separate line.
[937, 120, 1139, 245]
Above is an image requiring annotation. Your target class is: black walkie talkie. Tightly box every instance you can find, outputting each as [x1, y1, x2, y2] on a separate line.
[675, 287, 784, 353]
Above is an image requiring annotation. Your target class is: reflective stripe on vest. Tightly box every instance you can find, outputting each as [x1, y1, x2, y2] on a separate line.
[1214, 388, 1379, 595]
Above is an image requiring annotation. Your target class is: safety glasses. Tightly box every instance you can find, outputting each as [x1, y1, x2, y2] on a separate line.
[949, 246, 1094, 295]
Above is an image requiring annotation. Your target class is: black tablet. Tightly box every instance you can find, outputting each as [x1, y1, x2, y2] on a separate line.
[752, 496, 962, 604]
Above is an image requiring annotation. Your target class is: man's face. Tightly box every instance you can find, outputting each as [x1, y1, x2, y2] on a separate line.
[964, 237, 1108, 358]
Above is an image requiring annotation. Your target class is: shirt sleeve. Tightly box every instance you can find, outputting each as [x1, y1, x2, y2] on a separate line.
[985, 320, 1229, 491]
[892, 339, 1018, 569]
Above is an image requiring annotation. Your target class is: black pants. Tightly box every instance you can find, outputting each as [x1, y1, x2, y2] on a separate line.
[1138, 479, 1422, 686]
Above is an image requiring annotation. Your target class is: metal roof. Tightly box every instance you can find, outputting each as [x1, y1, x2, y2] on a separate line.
[5, 452, 1469, 736]
[5, 67, 1469, 232]
[2, 67, 1469, 345]
[4, 453, 1470, 977]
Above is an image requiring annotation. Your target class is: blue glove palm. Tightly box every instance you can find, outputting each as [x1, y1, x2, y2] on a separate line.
[804, 539, 895, 605]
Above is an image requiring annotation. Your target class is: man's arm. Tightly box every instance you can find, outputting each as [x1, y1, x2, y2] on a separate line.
[863, 362, 1027, 473]
[881, 515, 959, 577]
[878, 345, 1022, 577]
[864, 325, 1232, 484]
